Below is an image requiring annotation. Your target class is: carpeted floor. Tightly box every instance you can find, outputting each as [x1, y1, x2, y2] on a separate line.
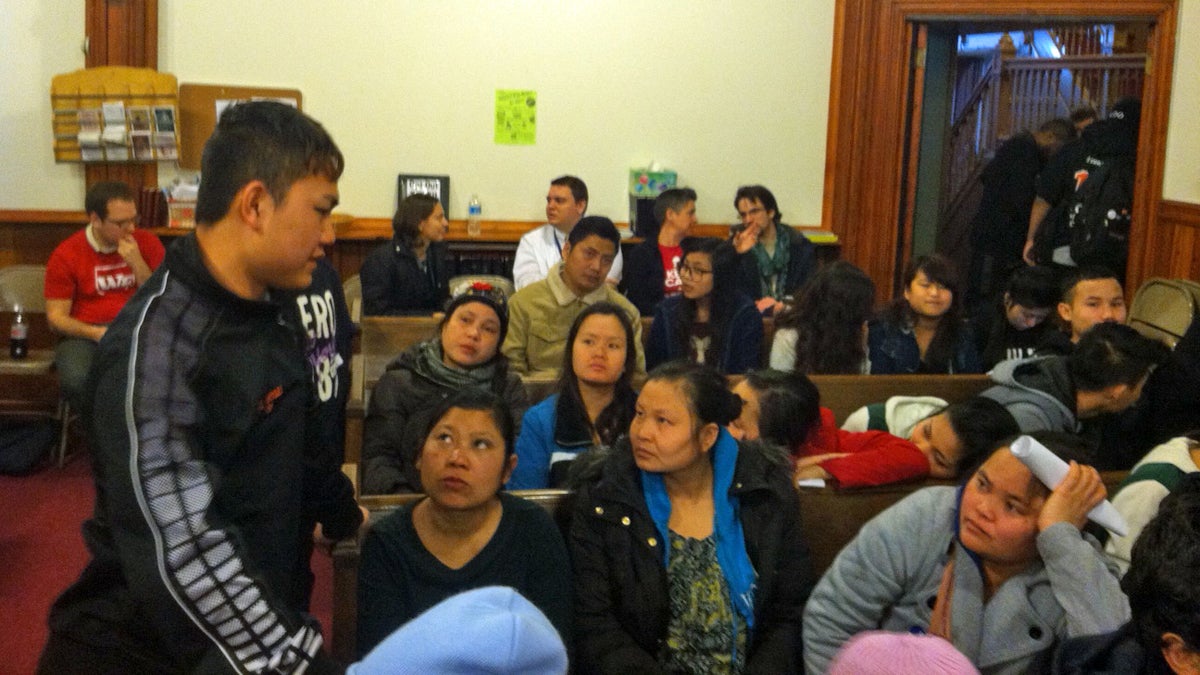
[0, 453, 334, 674]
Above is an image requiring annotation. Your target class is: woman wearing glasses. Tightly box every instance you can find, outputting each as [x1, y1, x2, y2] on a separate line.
[644, 237, 762, 374]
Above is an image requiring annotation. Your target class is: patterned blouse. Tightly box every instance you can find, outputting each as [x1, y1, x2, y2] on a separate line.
[661, 531, 747, 674]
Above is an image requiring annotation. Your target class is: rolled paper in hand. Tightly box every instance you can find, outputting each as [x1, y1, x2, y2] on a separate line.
[1009, 435, 1128, 536]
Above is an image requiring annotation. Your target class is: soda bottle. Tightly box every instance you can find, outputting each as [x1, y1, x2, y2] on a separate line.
[467, 195, 482, 237]
[10, 305, 27, 359]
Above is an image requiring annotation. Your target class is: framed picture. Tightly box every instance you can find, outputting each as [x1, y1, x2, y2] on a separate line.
[397, 174, 450, 217]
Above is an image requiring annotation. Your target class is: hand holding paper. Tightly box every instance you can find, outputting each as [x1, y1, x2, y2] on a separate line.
[1010, 435, 1128, 536]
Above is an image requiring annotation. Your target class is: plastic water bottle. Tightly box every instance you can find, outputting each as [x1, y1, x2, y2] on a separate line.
[467, 195, 482, 237]
[10, 305, 27, 359]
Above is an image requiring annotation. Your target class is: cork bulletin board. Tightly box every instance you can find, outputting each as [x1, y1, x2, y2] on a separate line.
[177, 83, 302, 169]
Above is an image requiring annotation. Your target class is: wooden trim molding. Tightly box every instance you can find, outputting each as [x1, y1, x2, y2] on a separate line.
[1158, 199, 1200, 230]
[1145, 199, 1200, 280]
[824, 0, 1179, 295]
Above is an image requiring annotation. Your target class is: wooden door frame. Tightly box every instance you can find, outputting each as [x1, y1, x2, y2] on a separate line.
[824, 0, 1177, 295]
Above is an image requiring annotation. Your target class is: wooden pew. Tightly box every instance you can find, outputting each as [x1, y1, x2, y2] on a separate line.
[807, 374, 992, 424]
[328, 471, 1127, 665]
[344, 372, 995, 469]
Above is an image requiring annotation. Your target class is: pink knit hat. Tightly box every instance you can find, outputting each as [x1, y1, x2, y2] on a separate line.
[828, 631, 979, 675]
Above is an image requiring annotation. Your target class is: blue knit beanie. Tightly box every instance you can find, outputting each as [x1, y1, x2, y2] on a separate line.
[348, 586, 567, 675]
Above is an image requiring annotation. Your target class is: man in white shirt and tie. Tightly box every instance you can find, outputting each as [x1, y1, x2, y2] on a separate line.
[512, 175, 623, 289]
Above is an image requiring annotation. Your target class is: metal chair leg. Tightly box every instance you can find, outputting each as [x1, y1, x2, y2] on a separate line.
[56, 398, 71, 467]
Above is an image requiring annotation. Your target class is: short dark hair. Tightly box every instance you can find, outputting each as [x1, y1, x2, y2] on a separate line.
[1123, 472, 1200, 666]
[734, 185, 781, 224]
[1069, 105, 1098, 126]
[1036, 117, 1077, 145]
[567, 215, 620, 249]
[653, 187, 698, 226]
[195, 101, 344, 226]
[1069, 322, 1170, 391]
[417, 388, 516, 461]
[647, 361, 743, 429]
[1060, 265, 1121, 304]
[85, 181, 137, 220]
[391, 193, 440, 250]
[550, 175, 588, 209]
[1005, 265, 1059, 310]
[742, 369, 821, 451]
[939, 396, 1019, 476]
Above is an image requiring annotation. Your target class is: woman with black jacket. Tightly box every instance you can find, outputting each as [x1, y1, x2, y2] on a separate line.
[360, 193, 450, 315]
[361, 284, 528, 494]
[569, 361, 814, 674]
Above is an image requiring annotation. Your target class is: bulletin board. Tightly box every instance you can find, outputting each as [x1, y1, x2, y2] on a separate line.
[50, 67, 179, 163]
[177, 83, 303, 169]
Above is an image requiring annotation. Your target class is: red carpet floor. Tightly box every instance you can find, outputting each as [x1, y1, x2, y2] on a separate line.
[0, 454, 334, 674]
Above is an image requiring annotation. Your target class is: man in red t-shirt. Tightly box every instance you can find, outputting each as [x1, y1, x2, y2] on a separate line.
[44, 181, 165, 407]
[618, 187, 698, 315]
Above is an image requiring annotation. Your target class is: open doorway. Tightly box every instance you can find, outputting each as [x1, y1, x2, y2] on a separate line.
[823, 0, 1177, 300]
[906, 21, 1149, 307]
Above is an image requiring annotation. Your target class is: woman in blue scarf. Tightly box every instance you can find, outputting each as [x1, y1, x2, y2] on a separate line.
[569, 361, 814, 674]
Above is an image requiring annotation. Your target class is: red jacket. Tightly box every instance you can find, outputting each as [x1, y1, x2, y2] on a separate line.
[795, 408, 929, 488]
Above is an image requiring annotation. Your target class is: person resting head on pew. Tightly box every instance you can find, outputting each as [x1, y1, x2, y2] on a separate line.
[728, 369, 1018, 487]
[644, 236, 762, 375]
[803, 431, 1129, 674]
[769, 259, 876, 374]
[980, 322, 1170, 470]
[508, 302, 638, 490]
[356, 389, 572, 659]
[868, 253, 983, 374]
[1053, 473, 1200, 675]
[568, 361, 814, 674]
[361, 283, 529, 494]
[840, 393, 1020, 477]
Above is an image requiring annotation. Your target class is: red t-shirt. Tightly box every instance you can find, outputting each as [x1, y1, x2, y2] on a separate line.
[44, 227, 166, 325]
[659, 244, 682, 297]
[795, 407, 930, 488]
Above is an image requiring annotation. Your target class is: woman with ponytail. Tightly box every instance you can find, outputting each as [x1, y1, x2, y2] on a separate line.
[568, 361, 814, 674]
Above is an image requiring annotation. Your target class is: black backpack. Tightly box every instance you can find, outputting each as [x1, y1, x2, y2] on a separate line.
[1066, 153, 1135, 271]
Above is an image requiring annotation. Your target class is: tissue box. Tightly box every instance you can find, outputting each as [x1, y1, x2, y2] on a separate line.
[628, 169, 677, 197]
[168, 200, 196, 229]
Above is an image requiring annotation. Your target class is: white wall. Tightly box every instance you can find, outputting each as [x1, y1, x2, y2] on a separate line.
[3, 1, 1197, 221]
[1164, 0, 1200, 203]
[0, 2, 86, 210]
[158, 1, 834, 225]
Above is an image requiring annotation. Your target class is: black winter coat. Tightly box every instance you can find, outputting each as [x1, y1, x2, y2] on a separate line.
[361, 342, 528, 494]
[568, 439, 814, 674]
[360, 239, 449, 316]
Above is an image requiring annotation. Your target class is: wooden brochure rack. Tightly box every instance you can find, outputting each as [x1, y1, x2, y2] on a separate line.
[51, 67, 179, 163]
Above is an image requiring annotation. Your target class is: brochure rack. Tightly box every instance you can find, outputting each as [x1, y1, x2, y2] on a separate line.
[51, 67, 179, 163]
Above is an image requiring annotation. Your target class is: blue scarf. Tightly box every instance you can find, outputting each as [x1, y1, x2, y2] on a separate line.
[640, 428, 757, 630]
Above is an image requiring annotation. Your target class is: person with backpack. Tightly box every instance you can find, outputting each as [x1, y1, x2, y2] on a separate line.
[1023, 97, 1141, 281]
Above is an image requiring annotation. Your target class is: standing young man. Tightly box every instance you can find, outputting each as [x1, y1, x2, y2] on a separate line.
[512, 175, 623, 289]
[43, 181, 166, 409]
[39, 102, 362, 674]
